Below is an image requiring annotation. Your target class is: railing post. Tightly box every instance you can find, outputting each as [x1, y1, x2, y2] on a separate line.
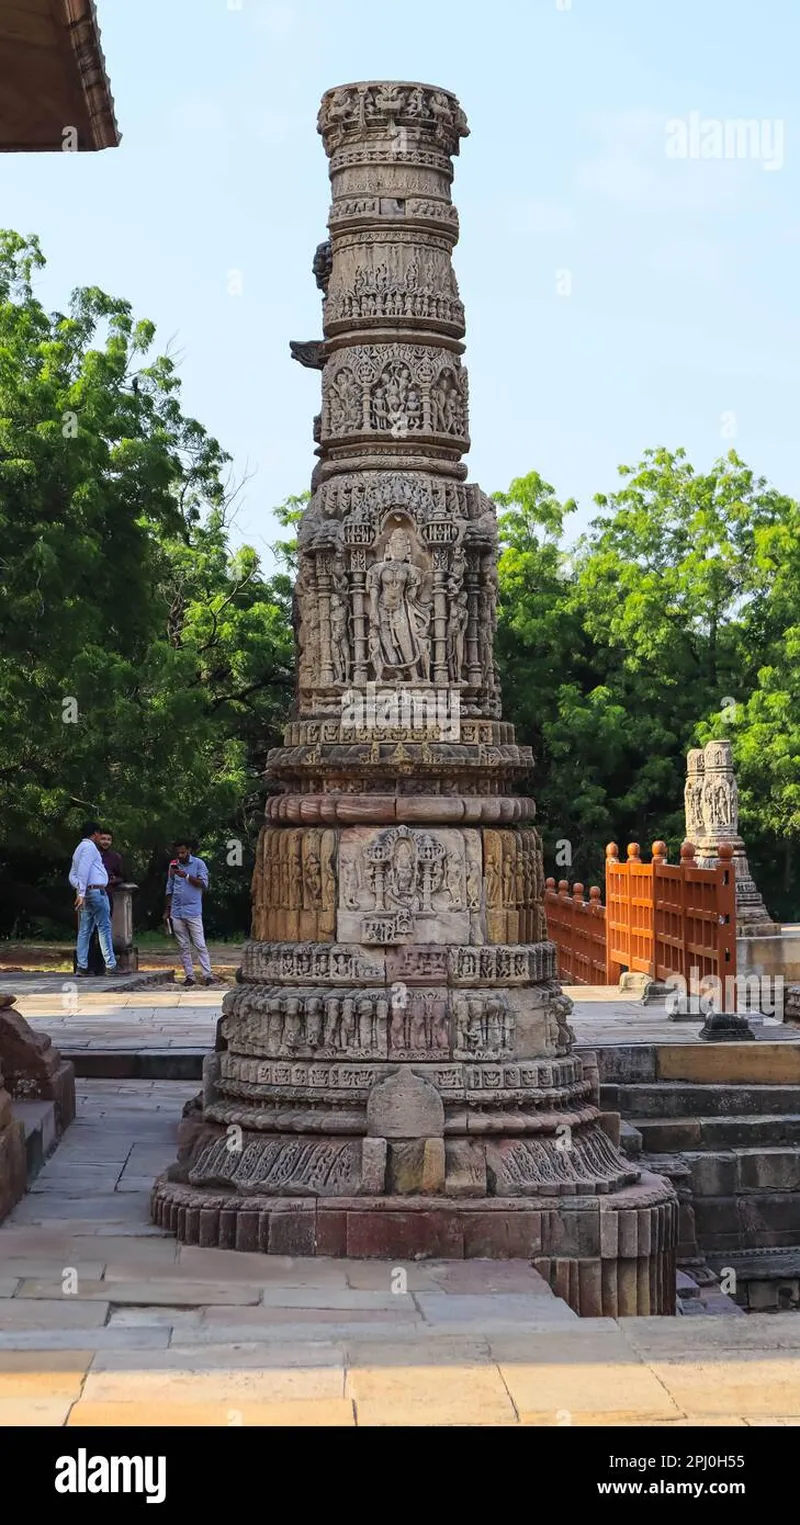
[605, 842, 620, 983]
[679, 841, 695, 985]
[112, 883, 139, 973]
[573, 882, 585, 984]
[589, 886, 604, 984]
[717, 841, 737, 986]
[651, 841, 667, 979]
[626, 841, 646, 975]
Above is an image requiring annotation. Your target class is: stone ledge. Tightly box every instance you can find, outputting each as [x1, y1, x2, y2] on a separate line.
[12, 1100, 57, 1184]
[150, 1171, 677, 1316]
[265, 793, 538, 824]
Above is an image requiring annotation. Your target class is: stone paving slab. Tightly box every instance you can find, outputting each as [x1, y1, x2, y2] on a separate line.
[414, 1292, 578, 1327]
[648, 1357, 800, 1418]
[0, 1359, 88, 1398]
[164, 1318, 428, 1344]
[175, 1249, 350, 1284]
[2, 1077, 800, 1425]
[345, 1358, 518, 1426]
[258, 1287, 414, 1310]
[107, 1310, 204, 1329]
[499, 1355, 682, 1424]
[67, 1399, 356, 1426]
[0, 1397, 74, 1423]
[620, 1314, 800, 1354]
[0, 1298, 110, 1329]
[82, 1361, 345, 1405]
[0, 1328, 171, 1351]
[14, 984, 798, 1060]
[15, 1278, 264, 1306]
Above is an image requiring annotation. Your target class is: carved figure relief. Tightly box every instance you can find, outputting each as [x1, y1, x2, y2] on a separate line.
[452, 991, 513, 1058]
[371, 362, 423, 434]
[337, 826, 479, 944]
[431, 367, 466, 436]
[684, 750, 705, 838]
[687, 741, 740, 842]
[256, 829, 337, 944]
[222, 985, 389, 1059]
[326, 255, 464, 329]
[389, 986, 450, 1057]
[365, 523, 432, 680]
[322, 346, 468, 446]
[702, 773, 738, 833]
[328, 366, 362, 435]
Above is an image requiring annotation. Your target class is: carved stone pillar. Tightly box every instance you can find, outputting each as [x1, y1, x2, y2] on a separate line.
[687, 740, 777, 937]
[153, 81, 677, 1317]
[432, 556, 449, 686]
[315, 553, 334, 687]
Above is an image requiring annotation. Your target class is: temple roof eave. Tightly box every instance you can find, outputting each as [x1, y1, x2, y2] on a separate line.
[0, 0, 120, 153]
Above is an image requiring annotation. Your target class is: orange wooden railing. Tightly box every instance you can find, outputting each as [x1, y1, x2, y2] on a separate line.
[545, 840, 737, 988]
[543, 879, 606, 985]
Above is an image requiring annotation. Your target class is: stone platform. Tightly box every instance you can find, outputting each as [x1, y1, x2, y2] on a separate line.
[0, 1081, 799, 1427]
[152, 1170, 676, 1319]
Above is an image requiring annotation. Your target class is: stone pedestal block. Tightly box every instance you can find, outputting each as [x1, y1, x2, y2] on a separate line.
[0, 996, 76, 1132]
[0, 1066, 26, 1225]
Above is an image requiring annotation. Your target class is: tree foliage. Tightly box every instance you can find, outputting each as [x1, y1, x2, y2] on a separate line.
[495, 451, 800, 917]
[2, 231, 799, 935]
[0, 232, 294, 936]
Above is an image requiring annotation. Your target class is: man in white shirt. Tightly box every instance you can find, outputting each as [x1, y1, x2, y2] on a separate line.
[69, 821, 117, 977]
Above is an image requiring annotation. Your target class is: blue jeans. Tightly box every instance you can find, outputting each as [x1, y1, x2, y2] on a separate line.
[77, 889, 116, 971]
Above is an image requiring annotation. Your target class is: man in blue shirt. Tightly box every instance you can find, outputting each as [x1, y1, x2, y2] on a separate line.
[164, 838, 213, 988]
[69, 821, 117, 977]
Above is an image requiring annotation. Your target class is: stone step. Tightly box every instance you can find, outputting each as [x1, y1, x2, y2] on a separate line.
[630, 1114, 800, 1151]
[681, 1148, 800, 1197]
[692, 1193, 800, 1248]
[61, 1050, 204, 1081]
[619, 1119, 642, 1159]
[589, 1042, 800, 1088]
[604, 1081, 800, 1118]
[705, 1246, 800, 1280]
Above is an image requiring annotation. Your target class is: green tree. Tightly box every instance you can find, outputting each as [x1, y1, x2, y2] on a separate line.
[0, 231, 293, 935]
[495, 449, 800, 909]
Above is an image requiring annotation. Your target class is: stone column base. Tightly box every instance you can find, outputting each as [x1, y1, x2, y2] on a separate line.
[151, 1168, 676, 1317]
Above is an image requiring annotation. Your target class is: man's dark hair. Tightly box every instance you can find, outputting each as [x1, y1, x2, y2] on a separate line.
[173, 837, 194, 851]
[81, 820, 102, 837]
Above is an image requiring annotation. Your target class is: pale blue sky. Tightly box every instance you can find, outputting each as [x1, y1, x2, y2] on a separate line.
[4, 0, 798, 562]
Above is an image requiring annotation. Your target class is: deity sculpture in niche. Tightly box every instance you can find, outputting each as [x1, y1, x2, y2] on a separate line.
[366, 523, 431, 680]
[328, 366, 360, 435]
